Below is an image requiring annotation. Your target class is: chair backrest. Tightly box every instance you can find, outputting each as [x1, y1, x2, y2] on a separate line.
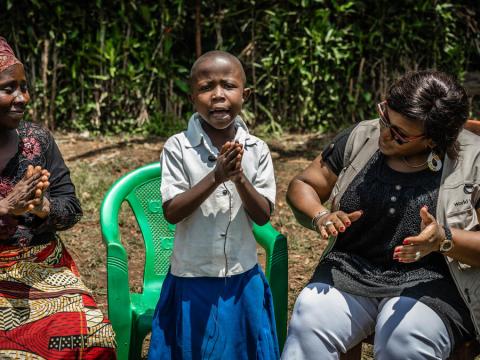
[465, 119, 480, 136]
[102, 161, 288, 353]
[102, 162, 174, 298]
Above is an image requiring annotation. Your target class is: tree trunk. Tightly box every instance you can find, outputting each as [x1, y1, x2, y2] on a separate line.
[195, 0, 202, 58]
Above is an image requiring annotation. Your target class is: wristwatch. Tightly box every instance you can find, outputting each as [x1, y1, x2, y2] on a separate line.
[439, 225, 453, 253]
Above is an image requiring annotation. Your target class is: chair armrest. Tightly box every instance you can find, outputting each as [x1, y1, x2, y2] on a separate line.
[253, 222, 287, 278]
[253, 222, 288, 351]
[104, 240, 134, 343]
[101, 186, 134, 354]
[254, 223, 273, 270]
[101, 182, 133, 314]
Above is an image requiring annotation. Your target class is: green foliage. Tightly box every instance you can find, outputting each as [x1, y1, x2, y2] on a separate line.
[1, 0, 478, 135]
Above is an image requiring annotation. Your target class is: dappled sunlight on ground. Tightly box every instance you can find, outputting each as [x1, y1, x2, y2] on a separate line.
[57, 131, 379, 359]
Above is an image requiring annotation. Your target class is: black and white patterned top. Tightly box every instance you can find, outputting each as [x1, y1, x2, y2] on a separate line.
[311, 125, 476, 347]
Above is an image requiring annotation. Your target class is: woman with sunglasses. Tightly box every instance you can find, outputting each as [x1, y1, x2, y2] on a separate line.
[282, 70, 480, 359]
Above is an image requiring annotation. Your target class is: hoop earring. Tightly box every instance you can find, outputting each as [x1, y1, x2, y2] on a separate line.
[427, 151, 442, 172]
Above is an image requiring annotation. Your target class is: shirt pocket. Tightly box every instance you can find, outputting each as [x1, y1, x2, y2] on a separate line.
[446, 206, 475, 229]
[444, 181, 479, 230]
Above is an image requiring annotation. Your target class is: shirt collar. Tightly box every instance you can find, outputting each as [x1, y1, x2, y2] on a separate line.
[184, 112, 250, 149]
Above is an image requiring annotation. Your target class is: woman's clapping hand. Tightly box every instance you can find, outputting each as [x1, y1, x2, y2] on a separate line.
[393, 206, 445, 263]
[26, 165, 51, 218]
[0, 165, 50, 216]
[315, 210, 363, 240]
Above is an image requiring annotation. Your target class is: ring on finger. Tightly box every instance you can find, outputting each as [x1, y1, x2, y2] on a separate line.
[324, 220, 334, 227]
[318, 225, 328, 237]
[414, 251, 421, 261]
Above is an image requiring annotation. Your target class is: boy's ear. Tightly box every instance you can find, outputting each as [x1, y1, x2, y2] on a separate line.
[188, 93, 195, 104]
[242, 88, 251, 102]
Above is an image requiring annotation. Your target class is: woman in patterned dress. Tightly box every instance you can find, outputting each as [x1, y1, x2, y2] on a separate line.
[0, 36, 116, 359]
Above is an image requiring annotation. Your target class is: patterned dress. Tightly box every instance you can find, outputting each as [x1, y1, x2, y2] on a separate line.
[0, 121, 116, 359]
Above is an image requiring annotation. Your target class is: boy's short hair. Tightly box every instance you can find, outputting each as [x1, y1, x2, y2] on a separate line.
[189, 50, 246, 86]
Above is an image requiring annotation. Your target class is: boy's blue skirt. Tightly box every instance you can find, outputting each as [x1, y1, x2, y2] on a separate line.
[147, 264, 280, 360]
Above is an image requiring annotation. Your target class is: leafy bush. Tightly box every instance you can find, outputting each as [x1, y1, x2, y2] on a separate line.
[1, 0, 478, 135]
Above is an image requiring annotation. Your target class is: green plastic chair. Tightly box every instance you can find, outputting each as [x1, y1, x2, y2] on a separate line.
[100, 162, 288, 360]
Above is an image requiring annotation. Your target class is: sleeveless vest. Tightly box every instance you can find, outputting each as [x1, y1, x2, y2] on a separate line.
[325, 119, 480, 339]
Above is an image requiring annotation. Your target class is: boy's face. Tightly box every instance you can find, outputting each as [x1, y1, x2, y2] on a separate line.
[190, 56, 250, 130]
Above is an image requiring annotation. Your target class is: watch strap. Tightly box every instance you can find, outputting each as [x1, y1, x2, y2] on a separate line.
[443, 225, 452, 241]
[439, 225, 453, 253]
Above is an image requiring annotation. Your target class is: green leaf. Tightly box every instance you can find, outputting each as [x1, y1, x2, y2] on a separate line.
[174, 79, 189, 93]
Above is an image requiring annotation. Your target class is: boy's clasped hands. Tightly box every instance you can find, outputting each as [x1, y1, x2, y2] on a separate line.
[214, 141, 244, 184]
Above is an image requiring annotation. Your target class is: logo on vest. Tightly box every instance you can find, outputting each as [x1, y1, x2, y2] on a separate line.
[453, 198, 470, 207]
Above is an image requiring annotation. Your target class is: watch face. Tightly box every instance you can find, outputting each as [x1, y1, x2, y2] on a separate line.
[440, 239, 453, 252]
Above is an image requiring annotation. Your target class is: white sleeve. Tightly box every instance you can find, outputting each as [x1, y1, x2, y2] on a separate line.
[160, 137, 190, 203]
[253, 141, 276, 210]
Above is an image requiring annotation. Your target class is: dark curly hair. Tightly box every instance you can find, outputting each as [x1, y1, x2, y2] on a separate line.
[386, 70, 468, 156]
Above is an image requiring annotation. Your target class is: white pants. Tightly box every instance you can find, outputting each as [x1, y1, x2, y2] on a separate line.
[281, 283, 451, 360]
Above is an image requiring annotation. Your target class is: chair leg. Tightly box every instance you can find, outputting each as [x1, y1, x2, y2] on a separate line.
[129, 339, 144, 360]
[129, 312, 154, 359]
[339, 337, 480, 360]
[340, 341, 362, 360]
[129, 328, 150, 360]
[447, 339, 480, 360]
[114, 329, 132, 360]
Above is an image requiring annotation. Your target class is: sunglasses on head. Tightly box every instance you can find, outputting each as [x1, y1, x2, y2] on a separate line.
[377, 101, 425, 145]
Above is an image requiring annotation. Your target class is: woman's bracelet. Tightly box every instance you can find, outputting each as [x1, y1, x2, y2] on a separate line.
[311, 209, 330, 232]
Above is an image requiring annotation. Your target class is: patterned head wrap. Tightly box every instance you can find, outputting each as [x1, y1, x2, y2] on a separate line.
[0, 37, 22, 73]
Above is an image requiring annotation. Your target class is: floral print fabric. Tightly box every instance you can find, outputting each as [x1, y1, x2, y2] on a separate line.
[0, 121, 83, 246]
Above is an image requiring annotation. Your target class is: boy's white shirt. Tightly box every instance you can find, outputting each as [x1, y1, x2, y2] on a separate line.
[160, 113, 276, 277]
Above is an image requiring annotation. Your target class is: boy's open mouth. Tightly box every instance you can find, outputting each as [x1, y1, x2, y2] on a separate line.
[209, 108, 231, 118]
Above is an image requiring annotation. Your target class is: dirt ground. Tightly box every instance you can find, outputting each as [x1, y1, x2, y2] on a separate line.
[56, 130, 361, 358]
[57, 129, 480, 359]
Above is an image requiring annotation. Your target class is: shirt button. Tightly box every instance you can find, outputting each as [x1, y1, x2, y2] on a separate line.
[395, 185, 402, 191]
[390, 196, 397, 202]
[222, 190, 228, 195]
[389, 208, 396, 215]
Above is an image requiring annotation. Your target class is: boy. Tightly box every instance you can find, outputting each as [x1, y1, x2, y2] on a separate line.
[148, 51, 279, 359]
